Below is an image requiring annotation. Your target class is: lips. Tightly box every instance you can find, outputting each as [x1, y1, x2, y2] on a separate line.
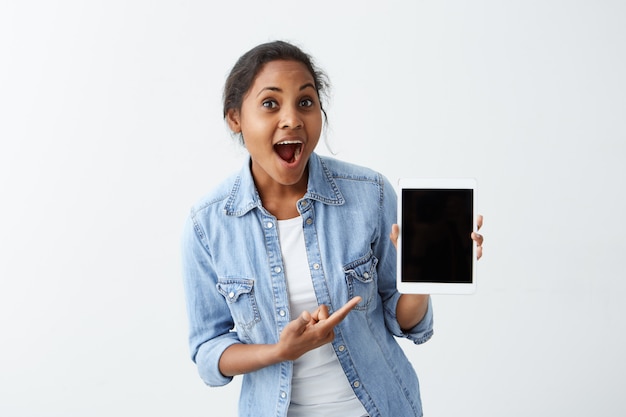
[274, 140, 303, 163]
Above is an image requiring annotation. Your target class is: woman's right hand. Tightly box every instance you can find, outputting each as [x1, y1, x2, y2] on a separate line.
[275, 296, 362, 361]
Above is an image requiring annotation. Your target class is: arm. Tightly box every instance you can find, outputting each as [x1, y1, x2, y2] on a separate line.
[396, 293, 430, 332]
[371, 176, 432, 341]
[218, 343, 282, 377]
[181, 214, 240, 386]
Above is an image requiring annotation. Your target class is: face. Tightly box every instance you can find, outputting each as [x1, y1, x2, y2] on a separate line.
[227, 60, 323, 192]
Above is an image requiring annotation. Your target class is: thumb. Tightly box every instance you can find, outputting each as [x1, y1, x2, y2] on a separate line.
[297, 310, 312, 330]
[390, 224, 399, 249]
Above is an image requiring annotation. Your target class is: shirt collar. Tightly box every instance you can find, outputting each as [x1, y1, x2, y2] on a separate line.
[224, 152, 345, 217]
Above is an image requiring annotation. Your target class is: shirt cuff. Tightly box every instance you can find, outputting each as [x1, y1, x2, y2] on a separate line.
[404, 296, 434, 344]
[195, 333, 241, 387]
[386, 295, 434, 344]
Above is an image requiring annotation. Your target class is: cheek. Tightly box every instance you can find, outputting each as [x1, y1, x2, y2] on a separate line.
[240, 125, 271, 152]
[304, 109, 322, 129]
[309, 116, 323, 140]
[239, 119, 269, 143]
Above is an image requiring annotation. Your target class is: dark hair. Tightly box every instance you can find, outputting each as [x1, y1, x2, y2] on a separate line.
[223, 40, 330, 142]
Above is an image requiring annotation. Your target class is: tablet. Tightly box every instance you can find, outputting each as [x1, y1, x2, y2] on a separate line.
[396, 178, 477, 294]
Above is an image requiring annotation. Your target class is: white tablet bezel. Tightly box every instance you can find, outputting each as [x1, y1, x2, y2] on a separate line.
[396, 178, 477, 295]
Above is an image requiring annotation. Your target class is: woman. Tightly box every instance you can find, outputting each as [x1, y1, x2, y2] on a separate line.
[182, 40, 484, 417]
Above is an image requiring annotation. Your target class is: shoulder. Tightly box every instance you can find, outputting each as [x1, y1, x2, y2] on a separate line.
[318, 154, 383, 184]
[311, 154, 397, 213]
[189, 171, 238, 218]
[317, 155, 395, 196]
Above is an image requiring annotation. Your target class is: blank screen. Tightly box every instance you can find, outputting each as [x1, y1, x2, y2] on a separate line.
[401, 188, 473, 283]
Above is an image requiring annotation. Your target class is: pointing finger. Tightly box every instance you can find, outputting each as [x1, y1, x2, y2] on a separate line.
[324, 296, 362, 328]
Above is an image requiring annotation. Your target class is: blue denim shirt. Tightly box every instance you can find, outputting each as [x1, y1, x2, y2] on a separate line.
[182, 153, 434, 417]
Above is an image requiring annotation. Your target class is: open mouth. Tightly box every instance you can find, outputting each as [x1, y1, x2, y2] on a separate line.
[274, 141, 303, 164]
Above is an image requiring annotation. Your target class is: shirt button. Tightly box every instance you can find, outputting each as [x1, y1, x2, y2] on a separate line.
[228, 291, 235, 299]
[338, 345, 345, 352]
[353, 381, 360, 388]
[280, 391, 287, 399]
[274, 266, 282, 273]
[279, 310, 286, 317]
[363, 272, 370, 279]
[313, 263, 320, 270]
[306, 218, 313, 225]
[266, 221, 274, 229]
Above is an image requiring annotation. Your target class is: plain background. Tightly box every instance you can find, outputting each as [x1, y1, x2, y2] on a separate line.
[1, 1, 625, 416]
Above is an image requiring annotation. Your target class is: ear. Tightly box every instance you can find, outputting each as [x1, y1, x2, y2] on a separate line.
[226, 108, 242, 133]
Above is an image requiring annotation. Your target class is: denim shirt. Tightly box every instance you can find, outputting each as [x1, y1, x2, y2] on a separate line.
[182, 153, 434, 417]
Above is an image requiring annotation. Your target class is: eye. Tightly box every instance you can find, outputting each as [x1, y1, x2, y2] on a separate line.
[299, 98, 314, 107]
[262, 99, 278, 109]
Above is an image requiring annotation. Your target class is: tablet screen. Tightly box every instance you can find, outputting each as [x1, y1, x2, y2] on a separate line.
[397, 179, 476, 294]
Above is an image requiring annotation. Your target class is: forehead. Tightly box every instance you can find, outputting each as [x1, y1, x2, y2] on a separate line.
[250, 60, 316, 91]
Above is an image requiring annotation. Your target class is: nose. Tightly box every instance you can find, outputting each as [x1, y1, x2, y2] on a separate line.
[279, 105, 303, 129]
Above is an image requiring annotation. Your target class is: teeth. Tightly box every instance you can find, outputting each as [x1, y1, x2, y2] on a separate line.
[274, 140, 303, 162]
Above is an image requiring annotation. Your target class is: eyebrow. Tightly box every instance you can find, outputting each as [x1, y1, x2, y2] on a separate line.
[256, 83, 316, 97]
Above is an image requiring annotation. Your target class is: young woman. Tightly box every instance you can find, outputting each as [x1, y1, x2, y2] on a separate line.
[182, 40, 484, 417]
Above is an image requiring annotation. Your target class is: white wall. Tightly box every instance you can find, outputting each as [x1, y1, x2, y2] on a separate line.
[1, 1, 624, 416]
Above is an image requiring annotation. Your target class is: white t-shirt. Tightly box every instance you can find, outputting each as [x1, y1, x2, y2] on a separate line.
[277, 217, 368, 417]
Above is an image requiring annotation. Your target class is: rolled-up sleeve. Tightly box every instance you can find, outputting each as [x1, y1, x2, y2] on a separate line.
[181, 211, 241, 387]
[383, 294, 434, 344]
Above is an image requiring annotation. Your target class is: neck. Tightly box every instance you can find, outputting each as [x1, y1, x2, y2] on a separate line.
[258, 186, 305, 220]
[253, 172, 308, 221]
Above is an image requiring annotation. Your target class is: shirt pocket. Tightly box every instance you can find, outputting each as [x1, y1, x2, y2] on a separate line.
[343, 252, 378, 311]
[216, 278, 261, 331]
